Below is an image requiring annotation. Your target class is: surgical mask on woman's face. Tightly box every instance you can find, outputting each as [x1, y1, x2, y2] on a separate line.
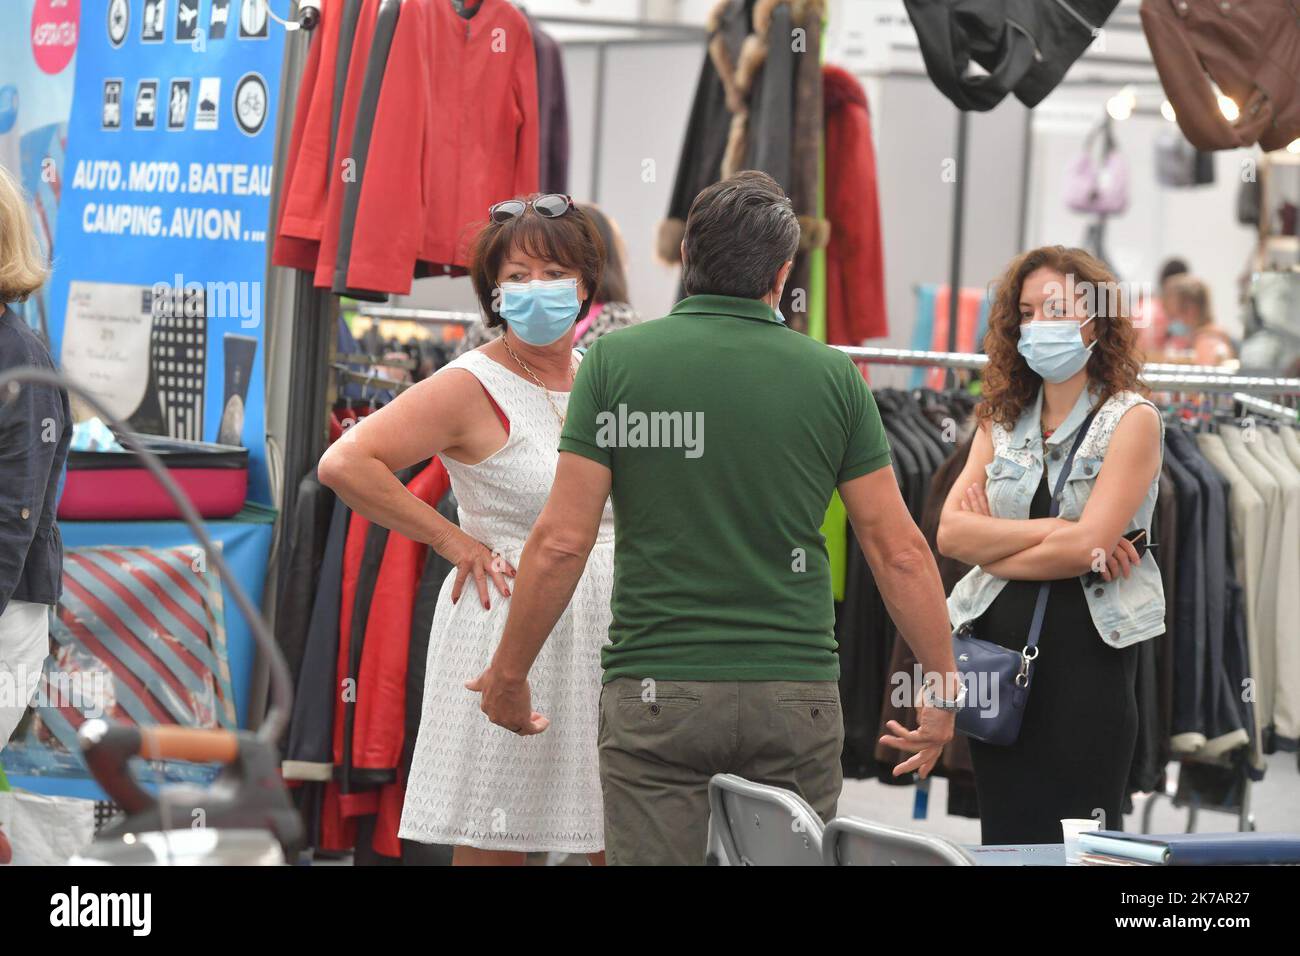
[498, 277, 581, 346]
[1017, 317, 1096, 383]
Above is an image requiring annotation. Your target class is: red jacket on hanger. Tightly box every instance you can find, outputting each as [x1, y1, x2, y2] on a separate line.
[352, 459, 449, 772]
[823, 64, 888, 345]
[270, 0, 332, 271]
[273, 0, 346, 257]
[345, 0, 540, 294]
[317, 460, 452, 858]
[313, 0, 381, 290]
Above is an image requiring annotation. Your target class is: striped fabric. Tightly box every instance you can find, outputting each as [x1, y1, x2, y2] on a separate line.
[31, 545, 237, 759]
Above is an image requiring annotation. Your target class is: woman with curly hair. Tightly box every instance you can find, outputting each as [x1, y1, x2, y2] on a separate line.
[936, 245, 1165, 844]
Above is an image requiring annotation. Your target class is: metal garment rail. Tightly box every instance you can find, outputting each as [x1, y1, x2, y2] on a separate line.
[332, 336, 1300, 417]
[353, 305, 479, 326]
[836, 345, 1300, 423]
[331, 363, 411, 395]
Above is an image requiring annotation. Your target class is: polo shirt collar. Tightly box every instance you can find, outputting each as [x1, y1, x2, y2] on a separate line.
[669, 294, 783, 325]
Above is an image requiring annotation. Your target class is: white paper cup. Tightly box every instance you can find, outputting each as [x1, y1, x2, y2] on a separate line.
[1061, 818, 1101, 864]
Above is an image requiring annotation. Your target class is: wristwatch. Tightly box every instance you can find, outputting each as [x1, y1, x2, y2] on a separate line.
[923, 676, 967, 711]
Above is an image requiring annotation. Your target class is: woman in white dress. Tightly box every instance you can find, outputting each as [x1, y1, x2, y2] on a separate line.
[318, 194, 614, 865]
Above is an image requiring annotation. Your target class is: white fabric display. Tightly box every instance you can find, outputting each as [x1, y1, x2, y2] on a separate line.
[0, 790, 96, 865]
[1279, 426, 1300, 471]
[0, 600, 50, 749]
[1223, 425, 1300, 748]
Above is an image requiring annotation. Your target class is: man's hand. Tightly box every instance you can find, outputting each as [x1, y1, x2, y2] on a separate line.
[465, 668, 549, 736]
[880, 704, 955, 779]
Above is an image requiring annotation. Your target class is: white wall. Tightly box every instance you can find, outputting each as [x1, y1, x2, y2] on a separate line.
[1025, 103, 1258, 338]
[871, 77, 1028, 347]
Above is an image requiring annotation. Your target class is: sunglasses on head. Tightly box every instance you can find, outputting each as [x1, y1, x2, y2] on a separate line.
[488, 193, 575, 223]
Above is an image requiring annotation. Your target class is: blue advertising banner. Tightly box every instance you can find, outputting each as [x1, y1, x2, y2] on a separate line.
[46, 0, 285, 505]
[0, 0, 79, 343]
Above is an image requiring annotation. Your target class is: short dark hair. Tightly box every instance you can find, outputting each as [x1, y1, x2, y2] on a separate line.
[681, 171, 799, 299]
[1159, 257, 1189, 284]
[578, 203, 630, 305]
[468, 196, 605, 328]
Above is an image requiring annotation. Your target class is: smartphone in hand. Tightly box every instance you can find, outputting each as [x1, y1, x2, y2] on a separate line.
[1083, 528, 1153, 585]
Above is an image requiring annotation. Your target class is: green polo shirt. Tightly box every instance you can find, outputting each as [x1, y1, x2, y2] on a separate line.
[559, 294, 892, 683]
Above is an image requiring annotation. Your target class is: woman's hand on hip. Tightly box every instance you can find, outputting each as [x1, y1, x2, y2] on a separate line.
[446, 529, 516, 610]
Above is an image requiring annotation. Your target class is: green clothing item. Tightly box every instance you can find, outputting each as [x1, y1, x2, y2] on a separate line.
[559, 294, 892, 683]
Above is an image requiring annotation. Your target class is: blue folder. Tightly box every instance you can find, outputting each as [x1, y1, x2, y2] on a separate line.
[1083, 831, 1300, 865]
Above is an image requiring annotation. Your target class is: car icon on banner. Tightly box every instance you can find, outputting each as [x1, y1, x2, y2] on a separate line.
[135, 80, 159, 129]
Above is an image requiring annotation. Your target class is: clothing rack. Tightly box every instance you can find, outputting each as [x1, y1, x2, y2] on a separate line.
[330, 363, 412, 396]
[335, 352, 417, 370]
[353, 305, 480, 327]
[1231, 393, 1300, 424]
[837, 345, 1300, 401]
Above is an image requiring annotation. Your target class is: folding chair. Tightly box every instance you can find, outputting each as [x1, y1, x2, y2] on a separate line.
[822, 816, 975, 866]
[705, 773, 824, 866]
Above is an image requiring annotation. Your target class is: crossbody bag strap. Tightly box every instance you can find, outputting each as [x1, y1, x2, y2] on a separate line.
[1023, 408, 1099, 658]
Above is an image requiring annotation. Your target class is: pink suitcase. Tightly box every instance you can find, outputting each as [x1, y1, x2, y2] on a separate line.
[59, 434, 249, 521]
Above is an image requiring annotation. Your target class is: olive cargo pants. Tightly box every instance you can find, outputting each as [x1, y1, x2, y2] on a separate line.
[597, 677, 844, 865]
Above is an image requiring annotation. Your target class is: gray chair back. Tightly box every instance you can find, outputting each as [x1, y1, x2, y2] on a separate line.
[822, 816, 975, 866]
[706, 773, 824, 866]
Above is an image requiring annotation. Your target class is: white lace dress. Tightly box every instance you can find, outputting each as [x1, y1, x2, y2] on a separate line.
[398, 349, 614, 853]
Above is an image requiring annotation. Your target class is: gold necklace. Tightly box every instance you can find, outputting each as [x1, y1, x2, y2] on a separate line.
[502, 337, 573, 426]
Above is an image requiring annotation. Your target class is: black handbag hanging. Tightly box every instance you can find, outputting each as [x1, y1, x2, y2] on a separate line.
[952, 408, 1098, 746]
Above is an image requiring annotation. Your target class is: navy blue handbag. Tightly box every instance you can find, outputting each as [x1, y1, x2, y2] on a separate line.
[953, 409, 1097, 746]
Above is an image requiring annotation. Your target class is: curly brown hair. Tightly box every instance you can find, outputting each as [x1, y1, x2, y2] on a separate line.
[976, 245, 1146, 430]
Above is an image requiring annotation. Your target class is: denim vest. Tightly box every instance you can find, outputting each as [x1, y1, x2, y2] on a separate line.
[947, 386, 1165, 648]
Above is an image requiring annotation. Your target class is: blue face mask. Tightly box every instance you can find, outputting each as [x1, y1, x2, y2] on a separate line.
[1017, 318, 1096, 384]
[1167, 320, 1190, 338]
[499, 277, 581, 346]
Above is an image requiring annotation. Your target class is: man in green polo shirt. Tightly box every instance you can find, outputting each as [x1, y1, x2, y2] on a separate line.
[471, 171, 959, 865]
